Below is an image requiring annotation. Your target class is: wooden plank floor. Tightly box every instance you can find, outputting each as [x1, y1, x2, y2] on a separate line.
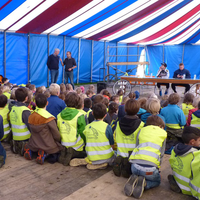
[0, 143, 195, 200]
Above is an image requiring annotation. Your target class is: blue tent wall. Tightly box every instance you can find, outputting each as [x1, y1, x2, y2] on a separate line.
[0, 33, 3, 76]
[0, 31, 200, 87]
[6, 33, 28, 84]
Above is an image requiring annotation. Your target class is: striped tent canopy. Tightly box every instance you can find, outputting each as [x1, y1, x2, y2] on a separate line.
[0, 0, 199, 44]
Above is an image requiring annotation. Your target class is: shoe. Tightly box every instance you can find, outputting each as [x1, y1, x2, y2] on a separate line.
[132, 176, 146, 199]
[121, 157, 132, 178]
[11, 140, 17, 154]
[69, 158, 87, 167]
[113, 156, 123, 177]
[36, 150, 47, 165]
[168, 175, 181, 193]
[63, 147, 74, 166]
[0, 155, 4, 168]
[86, 163, 108, 170]
[58, 148, 66, 164]
[159, 90, 162, 96]
[20, 141, 27, 156]
[124, 175, 138, 196]
[24, 144, 32, 160]
[164, 90, 168, 95]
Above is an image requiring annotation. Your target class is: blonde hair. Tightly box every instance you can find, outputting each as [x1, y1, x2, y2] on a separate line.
[80, 93, 87, 99]
[66, 84, 73, 91]
[49, 83, 60, 96]
[122, 96, 129, 105]
[76, 87, 82, 95]
[146, 98, 160, 115]
[193, 97, 200, 108]
[2, 85, 10, 93]
[89, 84, 95, 91]
[148, 93, 158, 99]
[11, 87, 18, 100]
[40, 86, 46, 93]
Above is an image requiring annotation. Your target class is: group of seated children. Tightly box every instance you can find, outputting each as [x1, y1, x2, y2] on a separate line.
[0, 81, 200, 199]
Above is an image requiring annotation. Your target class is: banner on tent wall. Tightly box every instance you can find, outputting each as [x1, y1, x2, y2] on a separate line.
[0, 33, 3, 76]
[6, 33, 28, 85]
[30, 34, 48, 87]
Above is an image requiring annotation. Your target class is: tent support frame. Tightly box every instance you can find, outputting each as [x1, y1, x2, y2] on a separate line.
[63, 36, 65, 83]
[91, 40, 94, 82]
[28, 33, 30, 83]
[77, 38, 81, 84]
[47, 34, 50, 87]
[4, 31, 6, 77]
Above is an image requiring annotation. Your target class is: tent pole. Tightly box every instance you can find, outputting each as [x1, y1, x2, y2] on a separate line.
[104, 41, 106, 81]
[3, 31, 6, 78]
[163, 44, 165, 62]
[182, 44, 185, 63]
[126, 44, 129, 70]
[63, 36, 65, 83]
[91, 40, 94, 83]
[77, 38, 81, 84]
[28, 33, 30, 83]
[47, 34, 50, 87]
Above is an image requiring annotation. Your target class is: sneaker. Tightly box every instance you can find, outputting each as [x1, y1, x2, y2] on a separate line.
[168, 175, 181, 193]
[69, 158, 87, 167]
[36, 150, 47, 165]
[113, 156, 123, 177]
[20, 141, 27, 156]
[159, 90, 162, 96]
[86, 163, 108, 170]
[164, 89, 168, 95]
[63, 147, 74, 166]
[132, 176, 146, 199]
[124, 175, 138, 197]
[58, 148, 66, 164]
[121, 157, 131, 178]
[24, 144, 32, 160]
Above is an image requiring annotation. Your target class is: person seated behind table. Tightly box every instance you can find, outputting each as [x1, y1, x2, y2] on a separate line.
[140, 98, 165, 124]
[24, 94, 63, 164]
[168, 126, 200, 199]
[181, 93, 194, 120]
[0, 95, 11, 142]
[0, 115, 6, 168]
[113, 99, 144, 178]
[69, 103, 115, 170]
[160, 93, 186, 151]
[172, 63, 191, 94]
[10, 88, 31, 156]
[156, 62, 170, 96]
[57, 92, 86, 166]
[124, 115, 167, 199]
[187, 97, 200, 126]
[46, 83, 66, 118]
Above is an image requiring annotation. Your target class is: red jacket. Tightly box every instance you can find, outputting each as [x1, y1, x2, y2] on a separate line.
[187, 108, 198, 126]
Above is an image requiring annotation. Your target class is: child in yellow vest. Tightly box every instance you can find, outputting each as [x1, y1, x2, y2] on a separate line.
[70, 103, 115, 170]
[24, 94, 63, 165]
[2, 85, 11, 99]
[0, 95, 11, 142]
[0, 115, 6, 168]
[57, 92, 86, 166]
[181, 93, 194, 120]
[10, 88, 31, 156]
[168, 126, 200, 199]
[124, 115, 167, 199]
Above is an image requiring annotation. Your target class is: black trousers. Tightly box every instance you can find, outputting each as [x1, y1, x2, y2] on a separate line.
[157, 83, 170, 89]
[171, 83, 190, 93]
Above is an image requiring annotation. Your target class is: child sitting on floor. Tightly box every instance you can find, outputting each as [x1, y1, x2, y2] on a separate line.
[0, 115, 6, 168]
[190, 101, 200, 129]
[10, 88, 31, 155]
[0, 95, 11, 142]
[117, 89, 124, 104]
[57, 92, 86, 166]
[181, 93, 194, 120]
[70, 103, 114, 170]
[124, 115, 167, 199]
[110, 95, 120, 105]
[86, 89, 94, 98]
[24, 94, 63, 164]
[168, 126, 200, 199]
[2, 85, 11, 99]
[113, 99, 144, 178]
[104, 102, 118, 125]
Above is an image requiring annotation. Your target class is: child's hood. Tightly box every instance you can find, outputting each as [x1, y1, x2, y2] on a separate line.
[192, 109, 200, 118]
[60, 107, 79, 120]
[174, 143, 198, 156]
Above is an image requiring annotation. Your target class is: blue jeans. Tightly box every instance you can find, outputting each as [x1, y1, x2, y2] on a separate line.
[50, 70, 59, 84]
[65, 71, 74, 89]
[131, 164, 161, 190]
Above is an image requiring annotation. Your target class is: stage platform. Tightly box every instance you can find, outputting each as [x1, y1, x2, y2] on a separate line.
[1, 143, 194, 200]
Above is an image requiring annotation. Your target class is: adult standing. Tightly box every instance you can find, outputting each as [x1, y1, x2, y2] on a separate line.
[172, 63, 191, 94]
[61, 51, 77, 89]
[156, 62, 170, 96]
[47, 48, 62, 84]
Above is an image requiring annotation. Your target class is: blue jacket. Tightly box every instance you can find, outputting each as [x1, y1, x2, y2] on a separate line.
[46, 95, 66, 118]
[173, 68, 191, 79]
[0, 115, 6, 164]
[160, 104, 186, 127]
[141, 112, 165, 124]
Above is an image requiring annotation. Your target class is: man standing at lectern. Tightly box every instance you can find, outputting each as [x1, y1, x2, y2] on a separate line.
[156, 62, 170, 96]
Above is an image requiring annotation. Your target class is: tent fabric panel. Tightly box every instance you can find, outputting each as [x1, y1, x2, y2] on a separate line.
[6, 33, 27, 85]
[49, 35, 64, 85]
[79, 39, 92, 83]
[29, 34, 48, 87]
[0, 33, 4, 76]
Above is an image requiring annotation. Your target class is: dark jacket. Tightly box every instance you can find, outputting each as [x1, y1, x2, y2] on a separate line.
[0, 115, 6, 163]
[47, 54, 60, 70]
[119, 115, 142, 135]
[27, 111, 63, 154]
[173, 68, 191, 79]
[173, 143, 200, 156]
